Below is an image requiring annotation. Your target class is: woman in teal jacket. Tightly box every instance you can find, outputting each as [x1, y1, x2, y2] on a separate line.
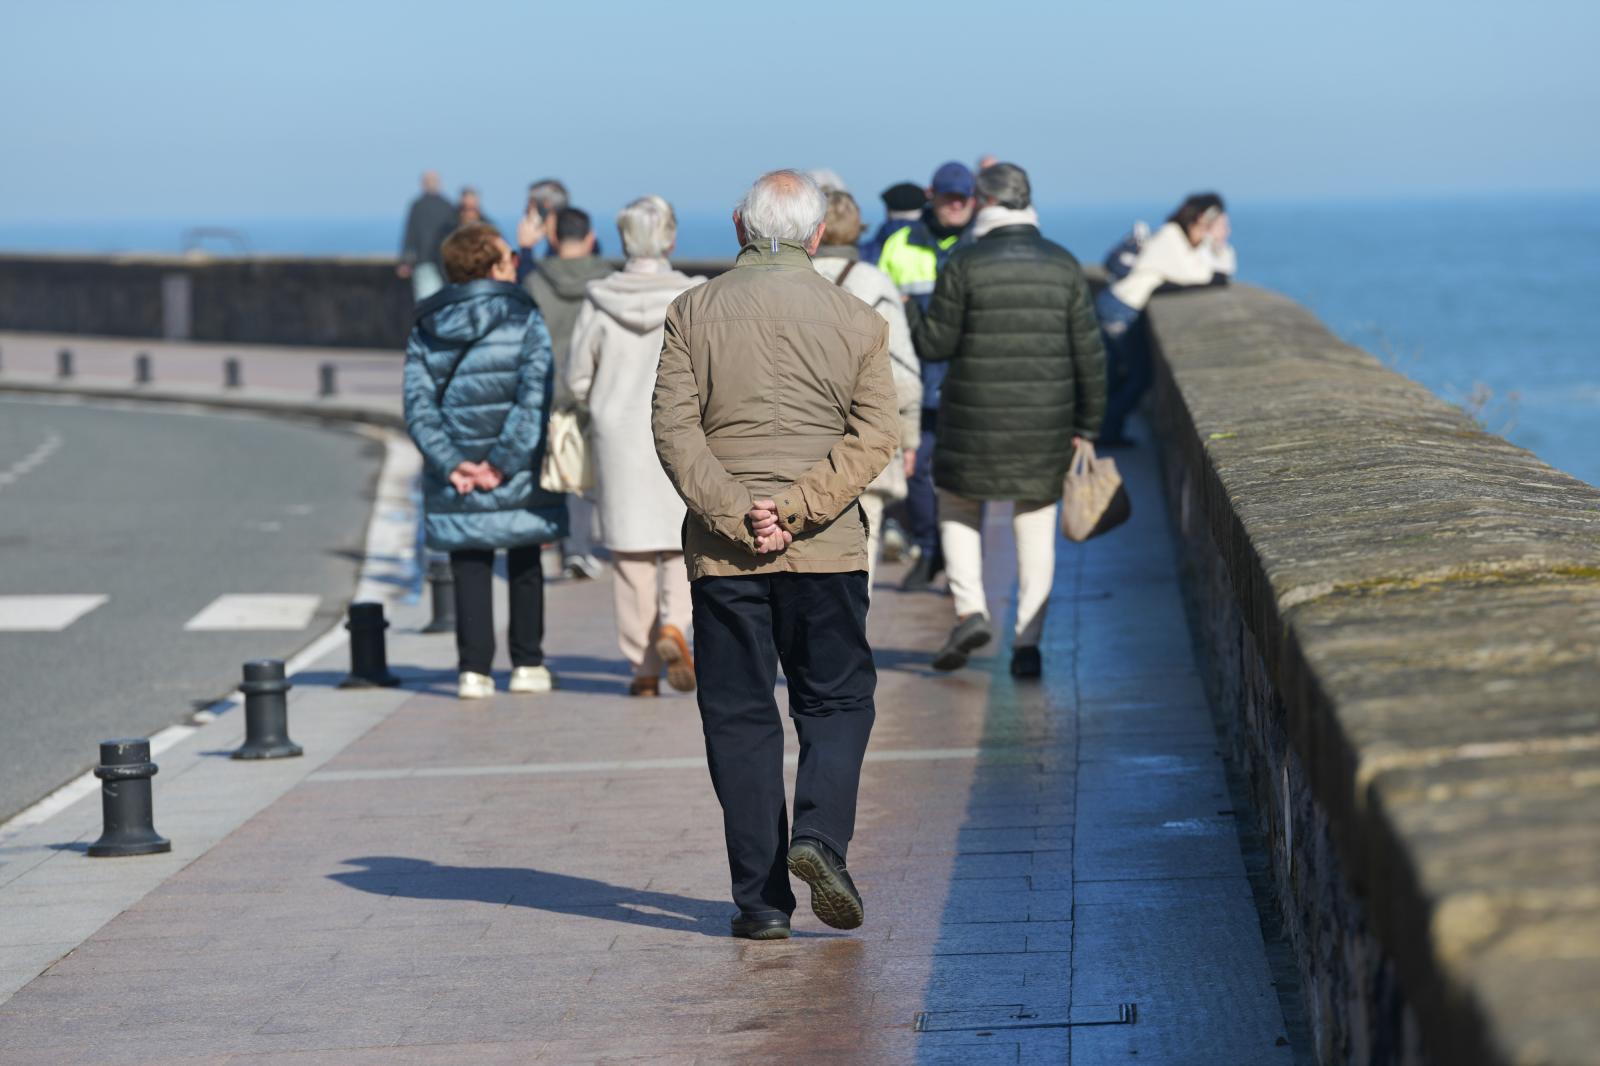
[403, 223, 567, 700]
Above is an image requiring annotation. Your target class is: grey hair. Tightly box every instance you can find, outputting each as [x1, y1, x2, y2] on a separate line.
[616, 195, 677, 260]
[806, 168, 850, 194]
[736, 169, 828, 245]
[975, 163, 1031, 210]
[528, 179, 569, 213]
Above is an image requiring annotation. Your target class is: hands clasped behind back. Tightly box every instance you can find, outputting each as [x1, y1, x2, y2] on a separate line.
[449, 460, 504, 496]
[748, 498, 793, 555]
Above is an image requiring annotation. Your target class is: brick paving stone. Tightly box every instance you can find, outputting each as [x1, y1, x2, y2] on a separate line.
[0, 430, 1299, 1063]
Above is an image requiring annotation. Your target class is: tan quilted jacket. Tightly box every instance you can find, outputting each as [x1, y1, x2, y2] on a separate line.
[652, 239, 898, 579]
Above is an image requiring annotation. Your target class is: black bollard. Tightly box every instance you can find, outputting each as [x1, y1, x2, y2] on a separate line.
[232, 660, 303, 760]
[134, 352, 152, 385]
[223, 356, 242, 389]
[421, 558, 456, 634]
[318, 363, 337, 398]
[57, 347, 73, 380]
[87, 739, 171, 858]
[339, 602, 401, 688]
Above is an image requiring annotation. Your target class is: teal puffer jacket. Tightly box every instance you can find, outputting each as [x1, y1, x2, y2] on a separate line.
[403, 280, 568, 552]
[914, 224, 1107, 502]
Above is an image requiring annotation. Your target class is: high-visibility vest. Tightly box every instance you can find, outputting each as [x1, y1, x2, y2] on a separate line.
[875, 225, 961, 311]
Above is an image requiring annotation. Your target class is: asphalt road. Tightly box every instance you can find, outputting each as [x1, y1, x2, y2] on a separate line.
[0, 396, 385, 821]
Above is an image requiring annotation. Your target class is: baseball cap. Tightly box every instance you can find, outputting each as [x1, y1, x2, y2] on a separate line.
[929, 161, 975, 197]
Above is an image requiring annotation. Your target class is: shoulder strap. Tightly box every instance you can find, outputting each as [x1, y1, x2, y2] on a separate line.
[833, 260, 858, 288]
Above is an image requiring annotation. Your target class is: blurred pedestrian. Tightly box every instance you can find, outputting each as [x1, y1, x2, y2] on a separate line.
[567, 196, 706, 696]
[874, 160, 976, 592]
[811, 190, 921, 588]
[404, 223, 567, 701]
[526, 207, 614, 581]
[914, 163, 1106, 678]
[859, 181, 926, 266]
[1097, 192, 1234, 445]
[397, 171, 455, 302]
[653, 170, 897, 940]
[456, 186, 492, 229]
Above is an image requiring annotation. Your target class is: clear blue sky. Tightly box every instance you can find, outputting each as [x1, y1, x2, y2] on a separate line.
[1, 0, 1596, 224]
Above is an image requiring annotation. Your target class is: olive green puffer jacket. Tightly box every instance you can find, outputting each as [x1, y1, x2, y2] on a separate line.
[914, 224, 1106, 502]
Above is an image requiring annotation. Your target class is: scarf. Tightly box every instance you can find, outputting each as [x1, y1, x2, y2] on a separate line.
[972, 205, 1040, 240]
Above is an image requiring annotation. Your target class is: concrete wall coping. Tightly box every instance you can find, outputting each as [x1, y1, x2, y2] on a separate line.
[1147, 285, 1600, 1066]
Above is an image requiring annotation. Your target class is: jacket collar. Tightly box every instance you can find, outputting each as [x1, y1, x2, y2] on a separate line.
[979, 224, 1041, 242]
[735, 238, 814, 270]
[414, 278, 532, 320]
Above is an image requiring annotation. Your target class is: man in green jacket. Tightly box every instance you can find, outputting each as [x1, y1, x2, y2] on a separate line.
[913, 163, 1106, 678]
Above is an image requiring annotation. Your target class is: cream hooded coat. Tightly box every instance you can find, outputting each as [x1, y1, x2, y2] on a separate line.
[567, 262, 706, 552]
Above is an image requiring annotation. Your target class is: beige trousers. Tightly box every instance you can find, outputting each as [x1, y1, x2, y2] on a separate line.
[861, 492, 886, 590]
[938, 490, 1058, 648]
[611, 551, 693, 677]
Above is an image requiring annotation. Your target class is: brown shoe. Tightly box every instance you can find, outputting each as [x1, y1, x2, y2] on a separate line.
[655, 624, 696, 693]
[629, 675, 660, 698]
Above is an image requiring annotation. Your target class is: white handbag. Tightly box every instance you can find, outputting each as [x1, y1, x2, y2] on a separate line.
[539, 408, 594, 494]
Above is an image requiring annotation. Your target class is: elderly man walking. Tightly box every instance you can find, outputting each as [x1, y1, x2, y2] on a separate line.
[653, 170, 898, 940]
[914, 163, 1106, 678]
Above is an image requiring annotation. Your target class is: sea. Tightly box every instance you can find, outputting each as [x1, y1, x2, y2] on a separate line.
[2, 194, 1596, 486]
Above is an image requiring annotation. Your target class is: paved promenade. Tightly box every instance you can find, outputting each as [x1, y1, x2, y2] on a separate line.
[0, 375, 1298, 1063]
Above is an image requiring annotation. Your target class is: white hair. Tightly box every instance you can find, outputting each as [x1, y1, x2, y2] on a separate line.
[806, 168, 850, 194]
[736, 170, 828, 246]
[616, 195, 677, 259]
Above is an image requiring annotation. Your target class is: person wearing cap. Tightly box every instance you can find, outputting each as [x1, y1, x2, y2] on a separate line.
[873, 160, 976, 592]
[860, 182, 927, 265]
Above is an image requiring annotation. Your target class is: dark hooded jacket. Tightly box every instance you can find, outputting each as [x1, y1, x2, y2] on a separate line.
[403, 280, 568, 551]
[524, 256, 615, 407]
[914, 224, 1107, 501]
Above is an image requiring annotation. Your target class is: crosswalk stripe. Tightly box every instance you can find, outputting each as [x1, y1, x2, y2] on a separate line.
[0, 594, 109, 632]
[183, 594, 320, 631]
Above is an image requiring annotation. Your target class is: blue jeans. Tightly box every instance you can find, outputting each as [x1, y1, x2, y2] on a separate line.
[905, 420, 940, 555]
[1096, 288, 1148, 442]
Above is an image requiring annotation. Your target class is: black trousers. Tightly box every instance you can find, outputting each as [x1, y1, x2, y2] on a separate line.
[450, 545, 545, 675]
[691, 571, 876, 918]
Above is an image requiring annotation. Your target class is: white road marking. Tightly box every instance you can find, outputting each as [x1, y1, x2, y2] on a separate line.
[183, 594, 320, 631]
[309, 747, 988, 784]
[0, 595, 108, 632]
[0, 431, 63, 494]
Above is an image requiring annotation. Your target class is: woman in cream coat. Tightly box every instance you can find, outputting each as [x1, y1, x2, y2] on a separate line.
[567, 196, 706, 696]
[811, 190, 922, 589]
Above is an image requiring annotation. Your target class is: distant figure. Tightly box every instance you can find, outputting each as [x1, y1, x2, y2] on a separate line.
[518, 178, 570, 265]
[397, 171, 456, 302]
[652, 170, 897, 940]
[914, 163, 1106, 678]
[403, 223, 567, 701]
[859, 182, 926, 265]
[811, 190, 921, 588]
[567, 196, 706, 697]
[874, 160, 976, 592]
[1097, 192, 1235, 445]
[456, 186, 492, 229]
[806, 167, 851, 194]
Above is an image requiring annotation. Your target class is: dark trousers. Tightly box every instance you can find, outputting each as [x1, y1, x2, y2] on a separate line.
[905, 416, 941, 555]
[450, 545, 545, 675]
[692, 571, 876, 918]
[1097, 287, 1150, 443]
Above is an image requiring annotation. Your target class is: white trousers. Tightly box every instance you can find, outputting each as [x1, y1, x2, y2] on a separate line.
[861, 491, 886, 591]
[611, 551, 693, 677]
[938, 490, 1057, 648]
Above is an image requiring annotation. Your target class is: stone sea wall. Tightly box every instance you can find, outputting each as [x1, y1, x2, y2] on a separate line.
[1143, 285, 1600, 1065]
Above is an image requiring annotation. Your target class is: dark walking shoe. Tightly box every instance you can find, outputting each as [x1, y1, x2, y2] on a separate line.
[730, 913, 792, 940]
[899, 548, 945, 592]
[787, 838, 864, 930]
[1010, 645, 1043, 679]
[932, 614, 994, 672]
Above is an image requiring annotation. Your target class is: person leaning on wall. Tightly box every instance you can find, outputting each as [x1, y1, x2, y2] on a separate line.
[1096, 192, 1235, 446]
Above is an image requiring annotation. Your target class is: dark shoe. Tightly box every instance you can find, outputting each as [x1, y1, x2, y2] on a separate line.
[730, 913, 792, 940]
[932, 614, 994, 672]
[899, 549, 944, 592]
[628, 676, 660, 698]
[787, 838, 864, 930]
[1010, 645, 1042, 679]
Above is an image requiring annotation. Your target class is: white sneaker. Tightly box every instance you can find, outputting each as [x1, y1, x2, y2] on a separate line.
[508, 665, 554, 694]
[458, 671, 495, 700]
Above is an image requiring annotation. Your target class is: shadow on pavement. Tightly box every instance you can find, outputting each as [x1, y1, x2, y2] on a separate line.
[329, 856, 840, 939]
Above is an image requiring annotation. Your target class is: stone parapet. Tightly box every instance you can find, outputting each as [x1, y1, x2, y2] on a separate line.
[1145, 284, 1600, 1065]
